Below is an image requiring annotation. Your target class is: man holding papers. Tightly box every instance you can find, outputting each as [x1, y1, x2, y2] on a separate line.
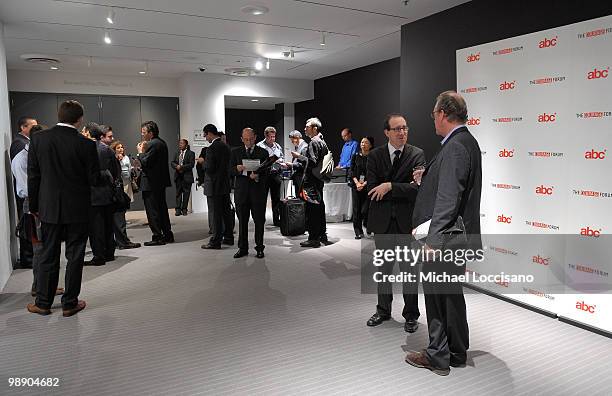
[230, 128, 270, 258]
[406, 91, 482, 376]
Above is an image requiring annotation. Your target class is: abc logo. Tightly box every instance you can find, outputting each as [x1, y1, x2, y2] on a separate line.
[499, 80, 516, 90]
[498, 149, 514, 158]
[535, 185, 553, 195]
[466, 52, 480, 62]
[539, 36, 558, 48]
[587, 67, 609, 79]
[538, 112, 557, 123]
[467, 117, 480, 126]
[532, 255, 550, 265]
[580, 226, 601, 238]
[497, 214, 512, 224]
[584, 149, 607, 159]
[576, 301, 596, 313]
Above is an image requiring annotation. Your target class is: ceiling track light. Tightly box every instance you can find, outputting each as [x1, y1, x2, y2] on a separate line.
[320, 31, 326, 46]
[104, 30, 112, 44]
[106, 8, 116, 24]
[265, 58, 270, 70]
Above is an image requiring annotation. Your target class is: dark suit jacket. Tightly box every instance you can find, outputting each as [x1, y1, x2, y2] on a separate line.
[366, 143, 426, 234]
[412, 126, 482, 249]
[203, 138, 231, 196]
[10, 133, 29, 160]
[27, 124, 101, 224]
[91, 141, 120, 206]
[138, 136, 172, 192]
[229, 145, 269, 205]
[171, 149, 195, 184]
[196, 147, 207, 186]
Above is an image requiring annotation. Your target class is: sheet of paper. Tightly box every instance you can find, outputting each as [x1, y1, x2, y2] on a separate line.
[414, 219, 431, 240]
[242, 159, 260, 172]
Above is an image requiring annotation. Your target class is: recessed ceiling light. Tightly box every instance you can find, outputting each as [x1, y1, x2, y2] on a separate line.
[254, 60, 263, 70]
[251, 99, 259, 102]
[106, 8, 116, 24]
[241, 5, 269, 16]
[139, 70, 146, 75]
[104, 30, 112, 44]
[139, 60, 148, 75]
[50, 66, 59, 70]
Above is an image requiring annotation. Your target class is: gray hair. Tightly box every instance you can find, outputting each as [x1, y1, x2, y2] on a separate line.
[288, 130, 302, 139]
[264, 126, 276, 135]
[435, 90, 468, 123]
[306, 117, 322, 130]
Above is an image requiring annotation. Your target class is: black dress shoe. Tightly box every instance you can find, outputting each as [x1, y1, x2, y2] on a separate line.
[182, 209, 188, 216]
[300, 240, 321, 248]
[144, 240, 166, 246]
[84, 257, 106, 266]
[256, 251, 265, 259]
[450, 354, 467, 367]
[201, 243, 221, 250]
[222, 239, 234, 246]
[404, 319, 419, 333]
[233, 250, 248, 258]
[118, 242, 141, 249]
[175, 211, 182, 216]
[367, 313, 390, 327]
[105, 256, 115, 262]
[355, 234, 363, 240]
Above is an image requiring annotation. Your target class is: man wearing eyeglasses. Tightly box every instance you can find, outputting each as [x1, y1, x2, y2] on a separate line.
[365, 114, 425, 333]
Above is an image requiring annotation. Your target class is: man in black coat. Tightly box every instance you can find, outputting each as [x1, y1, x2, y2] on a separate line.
[201, 124, 234, 249]
[365, 114, 426, 333]
[171, 139, 195, 216]
[10, 115, 38, 269]
[137, 121, 174, 246]
[405, 91, 482, 376]
[230, 128, 269, 258]
[27, 100, 104, 317]
[86, 123, 120, 266]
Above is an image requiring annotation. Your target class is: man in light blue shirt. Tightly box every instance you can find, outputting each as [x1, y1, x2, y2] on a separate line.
[337, 128, 358, 169]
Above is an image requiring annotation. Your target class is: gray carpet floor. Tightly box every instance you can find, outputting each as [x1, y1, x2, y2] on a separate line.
[1, 211, 611, 396]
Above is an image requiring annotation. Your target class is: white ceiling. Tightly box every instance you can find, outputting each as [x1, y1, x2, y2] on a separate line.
[0, 0, 469, 80]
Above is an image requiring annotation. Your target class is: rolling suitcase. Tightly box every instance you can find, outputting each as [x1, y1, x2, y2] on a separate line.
[280, 178, 305, 236]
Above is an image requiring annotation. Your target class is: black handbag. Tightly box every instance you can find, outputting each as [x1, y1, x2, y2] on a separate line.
[113, 181, 131, 212]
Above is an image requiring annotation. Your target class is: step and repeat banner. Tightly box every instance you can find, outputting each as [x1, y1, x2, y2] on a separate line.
[457, 15, 612, 334]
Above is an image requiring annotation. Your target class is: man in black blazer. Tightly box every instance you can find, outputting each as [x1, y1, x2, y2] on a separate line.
[11, 115, 38, 269]
[230, 128, 269, 258]
[27, 100, 104, 317]
[366, 114, 425, 333]
[137, 121, 174, 246]
[201, 124, 234, 249]
[86, 123, 120, 266]
[171, 139, 195, 216]
[405, 91, 482, 376]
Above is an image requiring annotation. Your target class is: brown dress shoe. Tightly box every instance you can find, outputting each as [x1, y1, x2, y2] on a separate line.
[27, 303, 51, 316]
[62, 300, 87, 317]
[31, 287, 65, 297]
[405, 351, 450, 376]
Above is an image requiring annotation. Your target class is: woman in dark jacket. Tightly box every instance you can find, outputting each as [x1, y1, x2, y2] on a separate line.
[350, 136, 374, 239]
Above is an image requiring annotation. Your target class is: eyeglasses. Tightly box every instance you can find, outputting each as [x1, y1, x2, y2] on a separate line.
[388, 126, 408, 132]
[431, 109, 442, 119]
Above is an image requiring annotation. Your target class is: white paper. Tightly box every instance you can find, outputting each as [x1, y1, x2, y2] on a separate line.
[413, 219, 431, 240]
[242, 159, 260, 172]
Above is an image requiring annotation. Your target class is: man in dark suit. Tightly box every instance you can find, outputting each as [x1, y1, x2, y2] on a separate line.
[230, 128, 269, 259]
[85, 123, 120, 266]
[201, 124, 234, 249]
[365, 114, 426, 333]
[11, 116, 38, 269]
[405, 91, 482, 376]
[27, 100, 104, 317]
[171, 139, 195, 216]
[137, 121, 174, 246]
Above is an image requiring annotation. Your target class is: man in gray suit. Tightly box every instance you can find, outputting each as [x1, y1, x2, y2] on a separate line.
[406, 91, 482, 376]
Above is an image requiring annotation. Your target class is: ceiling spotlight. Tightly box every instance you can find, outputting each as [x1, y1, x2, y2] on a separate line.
[50, 66, 59, 70]
[240, 5, 269, 16]
[106, 8, 116, 24]
[320, 32, 326, 46]
[104, 30, 111, 44]
[251, 99, 259, 102]
[139, 61, 148, 75]
[265, 58, 270, 70]
[255, 60, 263, 70]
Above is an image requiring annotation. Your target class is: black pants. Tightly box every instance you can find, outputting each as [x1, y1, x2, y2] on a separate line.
[16, 195, 33, 268]
[89, 204, 116, 259]
[351, 187, 369, 236]
[175, 179, 192, 211]
[143, 188, 172, 241]
[35, 222, 88, 310]
[112, 210, 131, 247]
[209, 194, 234, 246]
[266, 174, 282, 225]
[236, 200, 266, 252]
[207, 196, 216, 234]
[374, 219, 420, 321]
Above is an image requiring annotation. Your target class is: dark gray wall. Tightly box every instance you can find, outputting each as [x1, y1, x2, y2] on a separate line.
[401, 0, 612, 161]
[224, 108, 275, 147]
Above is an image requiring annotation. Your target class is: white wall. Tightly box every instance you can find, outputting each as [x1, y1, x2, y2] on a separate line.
[7, 69, 179, 97]
[0, 23, 16, 291]
[178, 72, 313, 212]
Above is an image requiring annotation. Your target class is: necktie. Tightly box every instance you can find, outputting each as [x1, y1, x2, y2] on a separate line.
[392, 149, 401, 167]
[179, 150, 184, 166]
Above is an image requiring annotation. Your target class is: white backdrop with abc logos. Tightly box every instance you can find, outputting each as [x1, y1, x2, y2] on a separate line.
[457, 15, 612, 334]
